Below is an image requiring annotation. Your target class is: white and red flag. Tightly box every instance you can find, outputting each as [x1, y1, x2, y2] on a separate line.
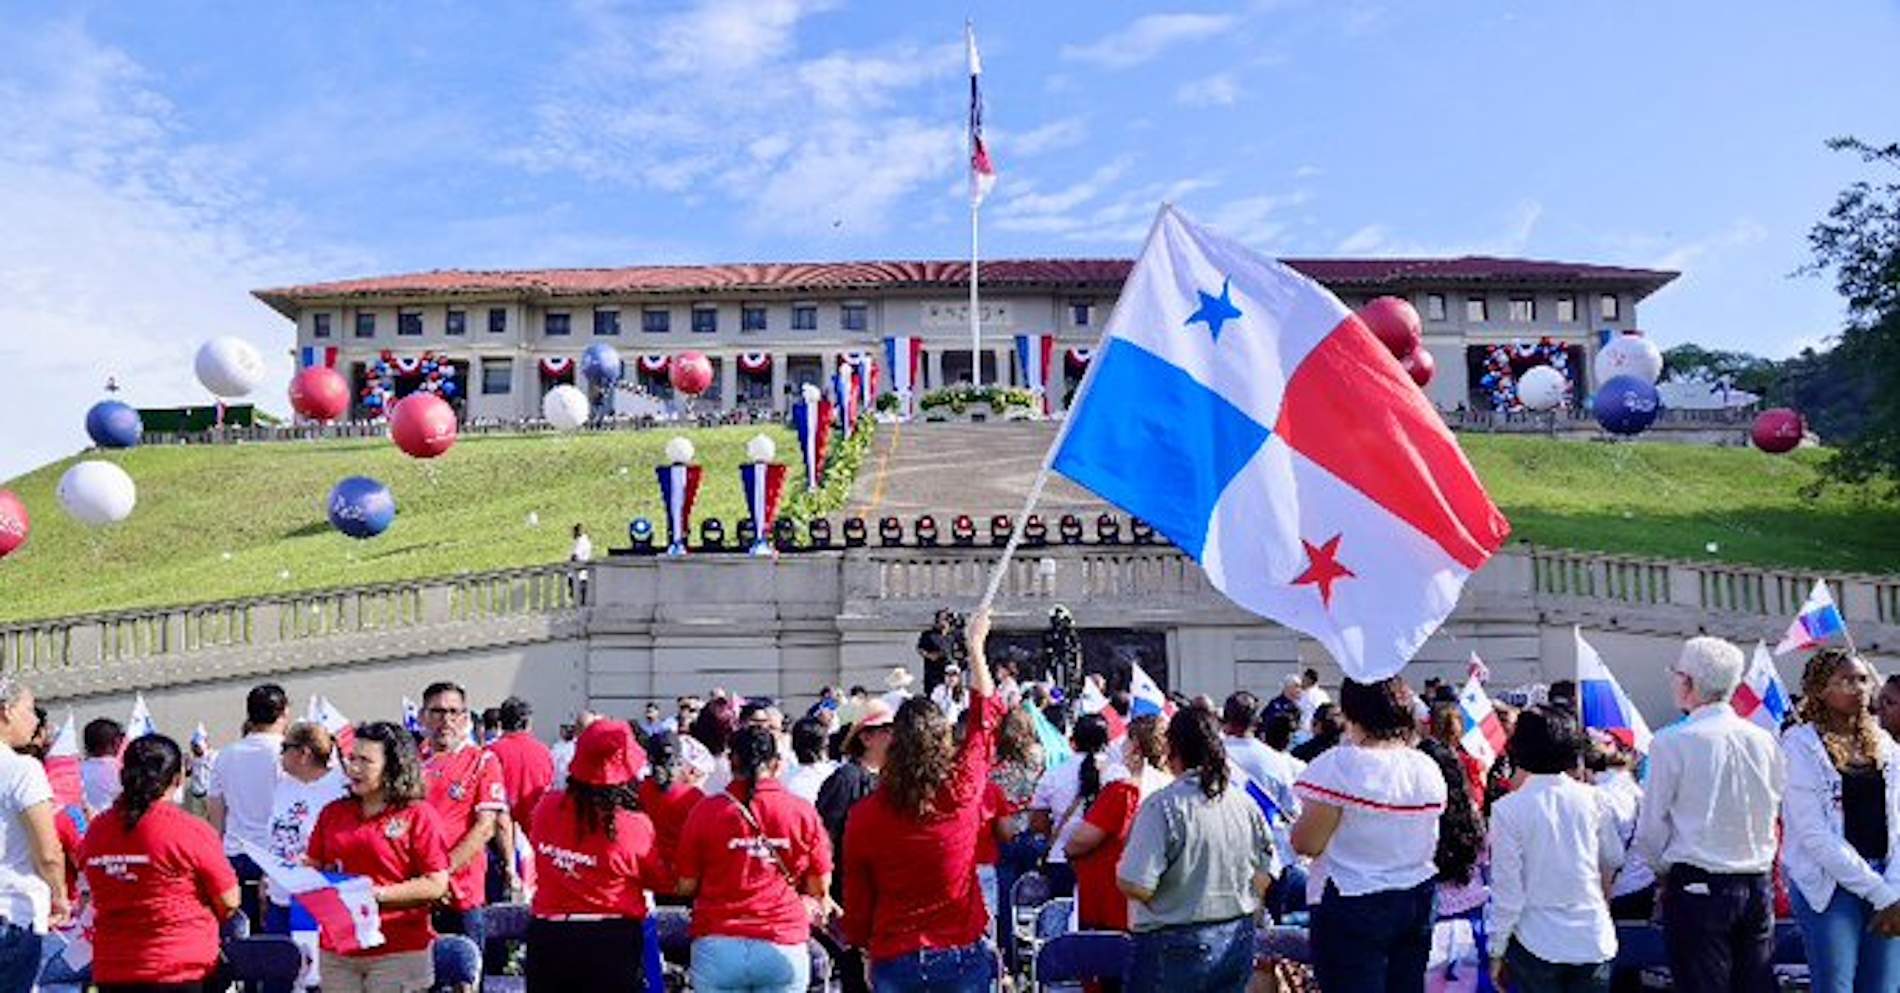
[1734, 640, 1792, 733]
[307, 695, 356, 757]
[242, 840, 384, 955]
[1456, 676, 1507, 771]
[967, 23, 996, 206]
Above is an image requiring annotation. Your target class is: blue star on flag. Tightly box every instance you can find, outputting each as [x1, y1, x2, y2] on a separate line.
[1185, 277, 1242, 341]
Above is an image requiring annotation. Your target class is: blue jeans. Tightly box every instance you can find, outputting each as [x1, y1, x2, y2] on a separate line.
[872, 941, 995, 993]
[231, 854, 265, 933]
[1127, 917, 1254, 993]
[0, 923, 43, 993]
[691, 936, 810, 993]
[1310, 880, 1436, 993]
[1793, 885, 1900, 993]
[1503, 937, 1610, 993]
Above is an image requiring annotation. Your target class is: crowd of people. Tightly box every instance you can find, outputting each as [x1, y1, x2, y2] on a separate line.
[0, 623, 1892, 992]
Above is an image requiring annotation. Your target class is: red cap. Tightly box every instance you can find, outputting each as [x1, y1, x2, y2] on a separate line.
[568, 721, 647, 788]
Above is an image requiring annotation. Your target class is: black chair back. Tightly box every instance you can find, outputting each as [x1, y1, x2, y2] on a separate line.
[223, 936, 303, 983]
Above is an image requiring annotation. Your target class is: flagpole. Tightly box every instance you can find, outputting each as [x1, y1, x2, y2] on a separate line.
[971, 198, 982, 388]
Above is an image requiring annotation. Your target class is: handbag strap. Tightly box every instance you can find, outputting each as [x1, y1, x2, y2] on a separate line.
[727, 794, 803, 892]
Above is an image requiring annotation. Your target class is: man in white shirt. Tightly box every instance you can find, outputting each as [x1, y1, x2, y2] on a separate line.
[1631, 636, 1786, 993]
[1296, 668, 1331, 738]
[570, 524, 593, 603]
[79, 718, 126, 814]
[1219, 692, 1302, 908]
[208, 683, 291, 929]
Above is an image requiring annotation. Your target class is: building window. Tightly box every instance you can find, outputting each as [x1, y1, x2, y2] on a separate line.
[642, 309, 671, 334]
[313, 313, 332, 338]
[545, 312, 571, 336]
[445, 310, 466, 336]
[398, 310, 423, 336]
[692, 307, 717, 334]
[841, 303, 868, 331]
[1465, 296, 1488, 323]
[1555, 295, 1576, 323]
[488, 308, 507, 334]
[1599, 294, 1621, 321]
[791, 305, 817, 331]
[1426, 294, 1447, 322]
[481, 358, 512, 395]
[355, 313, 376, 338]
[593, 309, 620, 336]
[1509, 297, 1536, 322]
[1070, 300, 1093, 327]
[742, 305, 767, 332]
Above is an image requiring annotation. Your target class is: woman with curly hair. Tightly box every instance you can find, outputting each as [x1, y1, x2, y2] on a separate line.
[841, 609, 1003, 992]
[306, 721, 452, 993]
[1416, 735, 1486, 918]
[1783, 647, 1900, 992]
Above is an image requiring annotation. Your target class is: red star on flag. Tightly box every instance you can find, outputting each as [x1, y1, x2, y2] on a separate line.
[1291, 534, 1355, 607]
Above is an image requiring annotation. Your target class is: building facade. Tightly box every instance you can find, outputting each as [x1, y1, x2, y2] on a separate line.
[255, 256, 1676, 420]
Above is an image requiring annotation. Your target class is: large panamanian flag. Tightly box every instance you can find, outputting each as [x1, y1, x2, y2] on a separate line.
[1052, 207, 1509, 679]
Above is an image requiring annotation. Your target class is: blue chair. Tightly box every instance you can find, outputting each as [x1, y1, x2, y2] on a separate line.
[1035, 899, 1074, 941]
[224, 936, 303, 986]
[433, 933, 483, 992]
[1033, 932, 1131, 991]
[465, 903, 530, 992]
[654, 907, 694, 967]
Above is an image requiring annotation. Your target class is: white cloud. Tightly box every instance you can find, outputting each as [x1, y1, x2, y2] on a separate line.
[1335, 224, 1389, 254]
[1060, 13, 1238, 69]
[1006, 117, 1089, 157]
[1329, 200, 1545, 257]
[1654, 219, 1770, 273]
[1175, 73, 1242, 107]
[1293, 164, 1324, 179]
[1216, 191, 1312, 248]
[997, 157, 1134, 219]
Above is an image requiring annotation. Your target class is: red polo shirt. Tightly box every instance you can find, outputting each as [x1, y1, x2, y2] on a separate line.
[486, 732, 556, 834]
[676, 780, 831, 945]
[307, 798, 451, 955]
[638, 778, 704, 894]
[82, 801, 237, 985]
[530, 791, 660, 919]
[423, 743, 507, 910]
[842, 690, 1004, 962]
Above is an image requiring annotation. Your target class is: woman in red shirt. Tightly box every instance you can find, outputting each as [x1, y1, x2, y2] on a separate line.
[677, 725, 832, 993]
[306, 721, 451, 993]
[82, 734, 239, 992]
[1067, 714, 1169, 937]
[636, 731, 710, 902]
[841, 608, 1002, 992]
[527, 720, 662, 993]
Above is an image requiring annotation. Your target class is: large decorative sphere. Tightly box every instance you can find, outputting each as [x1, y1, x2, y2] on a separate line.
[670, 351, 714, 396]
[288, 367, 351, 422]
[1593, 334, 1663, 386]
[85, 401, 143, 449]
[1400, 347, 1436, 388]
[328, 476, 396, 540]
[389, 393, 458, 459]
[194, 337, 267, 398]
[801, 383, 822, 404]
[665, 436, 695, 464]
[1359, 296, 1422, 360]
[581, 343, 624, 386]
[746, 434, 777, 463]
[0, 490, 29, 559]
[1751, 408, 1805, 454]
[542, 385, 591, 431]
[56, 461, 137, 525]
[1593, 375, 1662, 436]
[1516, 365, 1567, 411]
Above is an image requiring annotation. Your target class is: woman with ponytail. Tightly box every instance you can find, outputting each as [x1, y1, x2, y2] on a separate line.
[677, 724, 832, 993]
[1782, 648, 1900, 992]
[1068, 713, 1171, 938]
[1029, 711, 1115, 897]
[81, 735, 240, 992]
[1118, 706, 1276, 992]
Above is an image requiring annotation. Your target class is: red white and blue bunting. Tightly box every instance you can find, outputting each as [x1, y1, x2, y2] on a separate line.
[1065, 347, 1093, 372]
[655, 462, 702, 556]
[740, 461, 788, 555]
[539, 356, 575, 378]
[737, 352, 772, 376]
[1015, 334, 1055, 414]
[362, 350, 458, 418]
[883, 336, 923, 417]
[637, 354, 671, 375]
[791, 398, 834, 490]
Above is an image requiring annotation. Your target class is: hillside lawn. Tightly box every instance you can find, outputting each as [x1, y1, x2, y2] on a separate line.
[1, 429, 1896, 624]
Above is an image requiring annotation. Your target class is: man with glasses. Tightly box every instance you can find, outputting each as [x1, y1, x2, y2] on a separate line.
[419, 681, 509, 935]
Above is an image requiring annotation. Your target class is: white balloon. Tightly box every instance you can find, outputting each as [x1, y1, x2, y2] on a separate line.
[1516, 365, 1567, 411]
[542, 385, 591, 431]
[194, 337, 267, 398]
[1593, 335, 1663, 386]
[665, 436, 696, 464]
[57, 460, 137, 525]
[746, 434, 777, 463]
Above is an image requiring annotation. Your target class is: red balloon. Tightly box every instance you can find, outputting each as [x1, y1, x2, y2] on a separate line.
[289, 366, 351, 422]
[0, 490, 28, 560]
[389, 393, 458, 459]
[1360, 296, 1422, 359]
[670, 351, 714, 396]
[1751, 407, 1805, 454]
[1401, 347, 1436, 388]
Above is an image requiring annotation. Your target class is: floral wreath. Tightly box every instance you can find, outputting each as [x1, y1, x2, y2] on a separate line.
[1477, 338, 1574, 411]
[362, 350, 458, 418]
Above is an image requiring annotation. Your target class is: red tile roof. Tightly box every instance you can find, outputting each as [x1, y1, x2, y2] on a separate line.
[254, 256, 1676, 317]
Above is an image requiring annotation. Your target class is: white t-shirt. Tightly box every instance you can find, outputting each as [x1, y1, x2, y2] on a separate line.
[1030, 752, 1126, 865]
[0, 744, 55, 931]
[265, 770, 350, 906]
[1293, 743, 1447, 899]
[782, 760, 839, 803]
[550, 738, 577, 790]
[80, 757, 120, 813]
[1296, 687, 1331, 735]
[209, 732, 286, 855]
[571, 534, 594, 562]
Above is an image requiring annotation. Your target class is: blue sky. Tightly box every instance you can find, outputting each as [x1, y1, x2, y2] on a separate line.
[2, 0, 1898, 479]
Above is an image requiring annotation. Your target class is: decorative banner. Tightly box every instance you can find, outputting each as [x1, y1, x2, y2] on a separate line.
[851, 354, 877, 413]
[1065, 347, 1093, 372]
[884, 336, 923, 417]
[737, 352, 772, 376]
[838, 351, 869, 368]
[637, 354, 671, 375]
[299, 346, 339, 369]
[1015, 334, 1055, 414]
[392, 355, 425, 377]
[740, 462, 788, 556]
[832, 364, 859, 436]
[539, 356, 575, 378]
[791, 399, 834, 489]
[655, 462, 703, 556]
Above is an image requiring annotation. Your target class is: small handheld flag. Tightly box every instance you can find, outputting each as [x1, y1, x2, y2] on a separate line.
[1734, 640, 1792, 733]
[401, 697, 422, 736]
[190, 722, 209, 752]
[242, 840, 385, 955]
[1128, 661, 1174, 719]
[126, 694, 157, 739]
[1456, 676, 1507, 771]
[1774, 579, 1849, 655]
[1576, 628, 1652, 753]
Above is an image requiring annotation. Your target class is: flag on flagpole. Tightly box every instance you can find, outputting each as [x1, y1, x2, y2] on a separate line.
[127, 694, 157, 739]
[966, 23, 997, 206]
[1466, 651, 1491, 684]
[1576, 628, 1653, 753]
[1456, 676, 1507, 771]
[241, 841, 384, 954]
[307, 696, 357, 756]
[402, 697, 422, 736]
[1774, 579, 1848, 655]
[1051, 206, 1509, 680]
[1128, 661, 1175, 719]
[1734, 640, 1792, 733]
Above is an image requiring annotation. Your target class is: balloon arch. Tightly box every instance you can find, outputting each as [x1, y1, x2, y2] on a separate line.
[362, 350, 459, 418]
[1474, 338, 1576, 412]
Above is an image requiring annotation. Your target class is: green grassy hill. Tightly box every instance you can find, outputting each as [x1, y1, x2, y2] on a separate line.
[0, 429, 1894, 624]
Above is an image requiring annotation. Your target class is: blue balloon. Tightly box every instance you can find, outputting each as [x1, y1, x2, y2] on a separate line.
[581, 343, 624, 386]
[1593, 375, 1661, 436]
[440, 380, 459, 399]
[328, 476, 396, 540]
[85, 401, 143, 449]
